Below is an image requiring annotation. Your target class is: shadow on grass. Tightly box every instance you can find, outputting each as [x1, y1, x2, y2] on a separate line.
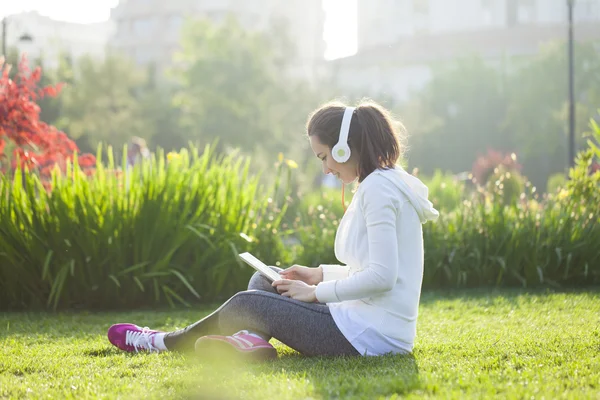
[168, 348, 420, 399]
[253, 352, 420, 399]
[83, 348, 115, 357]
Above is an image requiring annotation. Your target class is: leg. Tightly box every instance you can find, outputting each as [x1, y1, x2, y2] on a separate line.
[218, 291, 358, 357]
[165, 290, 358, 357]
[163, 267, 283, 351]
[247, 267, 283, 293]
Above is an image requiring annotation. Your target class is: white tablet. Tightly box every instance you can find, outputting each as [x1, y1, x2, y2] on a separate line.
[238, 252, 282, 282]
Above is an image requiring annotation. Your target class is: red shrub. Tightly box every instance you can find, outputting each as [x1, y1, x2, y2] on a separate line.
[472, 149, 522, 184]
[0, 55, 95, 183]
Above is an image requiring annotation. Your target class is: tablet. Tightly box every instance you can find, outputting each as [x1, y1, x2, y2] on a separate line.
[238, 252, 282, 282]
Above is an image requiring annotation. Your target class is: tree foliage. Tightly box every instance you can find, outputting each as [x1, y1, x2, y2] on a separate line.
[171, 16, 320, 155]
[0, 55, 95, 178]
[54, 54, 156, 153]
[405, 41, 600, 190]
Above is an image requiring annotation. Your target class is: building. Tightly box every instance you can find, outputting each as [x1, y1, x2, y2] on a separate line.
[109, 0, 326, 82]
[331, 0, 600, 101]
[3, 11, 114, 70]
[357, 0, 600, 50]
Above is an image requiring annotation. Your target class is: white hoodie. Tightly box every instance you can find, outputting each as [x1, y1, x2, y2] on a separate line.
[315, 167, 438, 356]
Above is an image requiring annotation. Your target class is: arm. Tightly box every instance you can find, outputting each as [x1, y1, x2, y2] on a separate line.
[320, 264, 350, 281]
[315, 179, 399, 303]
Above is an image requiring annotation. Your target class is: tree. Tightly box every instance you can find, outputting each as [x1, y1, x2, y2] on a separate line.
[55, 54, 155, 153]
[0, 55, 95, 178]
[403, 40, 600, 190]
[403, 56, 509, 175]
[171, 16, 320, 155]
[3, 47, 66, 128]
[504, 41, 600, 188]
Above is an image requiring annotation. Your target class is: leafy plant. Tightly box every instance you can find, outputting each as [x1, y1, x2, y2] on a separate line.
[0, 144, 294, 310]
[0, 55, 95, 179]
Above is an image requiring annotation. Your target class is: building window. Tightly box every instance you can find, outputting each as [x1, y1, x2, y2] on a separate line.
[506, 0, 518, 26]
[413, 0, 429, 15]
[132, 17, 158, 37]
[117, 19, 129, 37]
[133, 46, 157, 65]
[574, 0, 600, 22]
[517, 0, 535, 23]
[482, 0, 494, 25]
[168, 15, 183, 35]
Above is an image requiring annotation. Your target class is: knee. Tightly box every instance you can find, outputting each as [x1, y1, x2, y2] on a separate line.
[247, 271, 272, 291]
[221, 290, 260, 316]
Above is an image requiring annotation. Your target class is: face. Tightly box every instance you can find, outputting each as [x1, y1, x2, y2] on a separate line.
[309, 135, 359, 184]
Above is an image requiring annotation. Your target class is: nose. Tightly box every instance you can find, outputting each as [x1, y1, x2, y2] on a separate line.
[322, 163, 332, 175]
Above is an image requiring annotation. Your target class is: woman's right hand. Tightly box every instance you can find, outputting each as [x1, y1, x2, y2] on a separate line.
[280, 265, 323, 286]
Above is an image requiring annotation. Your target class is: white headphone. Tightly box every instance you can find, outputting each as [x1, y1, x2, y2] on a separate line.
[331, 107, 355, 163]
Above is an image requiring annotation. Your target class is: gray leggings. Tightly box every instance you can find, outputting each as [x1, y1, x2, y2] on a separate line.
[163, 268, 359, 357]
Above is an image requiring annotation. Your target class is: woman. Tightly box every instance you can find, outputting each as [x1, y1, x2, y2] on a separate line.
[126, 136, 150, 170]
[107, 100, 439, 360]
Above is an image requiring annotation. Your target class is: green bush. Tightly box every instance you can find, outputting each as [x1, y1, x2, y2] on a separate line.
[291, 174, 598, 288]
[1, 120, 598, 310]
[290, 130, 599, 288]
[486, 166, 526, 206]
[421, 170, 466, 212]
[547, 173, 567, 194]
[0, 144, 293, 310]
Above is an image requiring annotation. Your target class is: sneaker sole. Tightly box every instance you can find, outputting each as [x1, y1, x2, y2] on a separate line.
[194, 337, 277, 362]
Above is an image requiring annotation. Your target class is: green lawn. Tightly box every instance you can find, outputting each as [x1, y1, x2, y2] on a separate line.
[1, 289, 599, 399]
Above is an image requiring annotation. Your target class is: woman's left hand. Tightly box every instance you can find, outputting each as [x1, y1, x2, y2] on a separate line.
[272, 279, 318, 303]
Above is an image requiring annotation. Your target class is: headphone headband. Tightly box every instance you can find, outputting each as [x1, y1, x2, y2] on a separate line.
[338, 107, 355, 145]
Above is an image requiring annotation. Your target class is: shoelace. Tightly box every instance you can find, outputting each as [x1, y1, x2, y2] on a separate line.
[227, 330, 254, 349]
[125, 327, 158, 353]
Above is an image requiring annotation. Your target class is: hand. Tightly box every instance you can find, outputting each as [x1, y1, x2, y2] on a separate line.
[280, 265, 323, 285]
[272, 279, 318, 303]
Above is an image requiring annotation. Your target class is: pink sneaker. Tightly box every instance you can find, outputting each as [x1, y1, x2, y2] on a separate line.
[194, 330, 277, 361]
[107, 323, 164, 353]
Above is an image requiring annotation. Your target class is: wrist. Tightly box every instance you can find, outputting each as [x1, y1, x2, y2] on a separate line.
[311, 286, 318, 303]
[314, 266, 323, 285]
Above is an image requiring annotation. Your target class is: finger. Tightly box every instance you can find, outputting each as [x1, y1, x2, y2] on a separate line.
[275, 283, 292, 293]
[274, 283, 285, 293]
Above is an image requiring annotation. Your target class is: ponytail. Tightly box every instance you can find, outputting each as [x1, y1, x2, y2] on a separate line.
[353, 102, 403, 182]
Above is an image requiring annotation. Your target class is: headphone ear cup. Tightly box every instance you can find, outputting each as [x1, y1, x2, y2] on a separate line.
[332, 143, 351, 163]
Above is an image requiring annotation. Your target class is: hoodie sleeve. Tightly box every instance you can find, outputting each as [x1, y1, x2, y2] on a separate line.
[315, 175, 400, 303]
[320, 264, 350, 281]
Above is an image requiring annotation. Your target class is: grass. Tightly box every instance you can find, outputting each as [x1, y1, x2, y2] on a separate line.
[1, 289, 599, 399]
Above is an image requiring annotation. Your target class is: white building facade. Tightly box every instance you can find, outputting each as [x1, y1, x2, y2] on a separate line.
[3, 11, 114, 70]
[109, 0, 326, 82]
[332, 0, 600, 101]
[358, 0, 600, 50]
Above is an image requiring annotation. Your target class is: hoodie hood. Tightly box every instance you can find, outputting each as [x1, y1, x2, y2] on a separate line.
[373, 167, 440, 224]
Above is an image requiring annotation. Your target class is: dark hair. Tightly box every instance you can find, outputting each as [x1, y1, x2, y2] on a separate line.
[306, 99, 404, 183]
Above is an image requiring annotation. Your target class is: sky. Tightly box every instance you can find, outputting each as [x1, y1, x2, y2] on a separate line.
[0, 0, 357, 59]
